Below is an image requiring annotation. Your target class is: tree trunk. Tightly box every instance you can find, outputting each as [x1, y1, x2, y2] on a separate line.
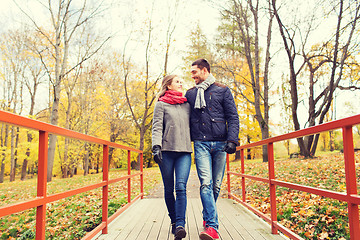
[0, 124, 9, 183]
[108, 128, 118, 166]
[246, 135, 251, 159]
[134, 127, 146, 170]
[47, 86, 61, 181]
[62, 138, 69, 178]
[21, 131, 33, 180]
[329, 131, 335, 151]
[310, 133, 321, 156]
[272, 0, 310, 158]
[286, 140, 290, 156]
[10, 126, 16, 182]
[232, 0, 271, 162]
[84, 143, 89, 176]
[13, 127, 20, 180]
[261, 126, 269, 162]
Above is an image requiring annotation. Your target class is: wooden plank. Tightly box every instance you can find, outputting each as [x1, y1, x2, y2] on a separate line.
[146, 199, 168, 239]
[218, 199, 240, 240]
[186, 198, 201, 239]
[95, 187, 287, 240]
[96, 200, 147, 240]
[220, 199, 265, 239]
[128, 199, 160, 240]
[114, 199, 156, 239]
[96, 200, 145, 240]
[193, 197, 204, 228]
[157, 199, 171, 240]
[217, 200, 252, 240]
[218, 214, 235, 240]
[256, 228, 288, 240]
[220, 199, 286, 240]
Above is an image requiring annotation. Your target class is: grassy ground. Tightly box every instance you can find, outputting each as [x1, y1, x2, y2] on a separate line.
[0, 167, 162, 239]
[224, 151, 360, 240]
[1, 151, 359, 239]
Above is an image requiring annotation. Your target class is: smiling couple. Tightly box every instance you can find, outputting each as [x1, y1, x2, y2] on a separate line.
[152, 58, 239, 240]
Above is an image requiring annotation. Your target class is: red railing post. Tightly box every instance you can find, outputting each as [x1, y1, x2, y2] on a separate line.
[268, 143, 278, 234]
[342, 126, 360, 239]
[140, 152, 144, 199]
[241, 149, 246, 202]
[102, 145, 109, 234]
[36, 131, 48, 240]
[127, 150, 131, 203]
[226, 153, 231, 199]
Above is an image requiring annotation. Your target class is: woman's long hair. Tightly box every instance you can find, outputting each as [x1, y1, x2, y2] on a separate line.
[157, 75, 178, 99]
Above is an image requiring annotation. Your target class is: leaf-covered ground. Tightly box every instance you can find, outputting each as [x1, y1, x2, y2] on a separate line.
[1, 152, 359, 239]
[224, 151, 360, 240]
[0, 167, 162, 239]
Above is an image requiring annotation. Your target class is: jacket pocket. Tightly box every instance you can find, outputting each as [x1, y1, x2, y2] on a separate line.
[211, 118, 226, 138]
[163, 125, 173, 142]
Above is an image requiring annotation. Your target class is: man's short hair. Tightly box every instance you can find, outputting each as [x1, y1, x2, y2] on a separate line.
[192, 58, 210, 73]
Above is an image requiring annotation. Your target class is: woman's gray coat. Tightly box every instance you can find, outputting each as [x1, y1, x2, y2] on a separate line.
[152, 101, 192, 153]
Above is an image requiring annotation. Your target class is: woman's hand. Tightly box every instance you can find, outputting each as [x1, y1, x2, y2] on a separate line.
[152, 145, 162, 164]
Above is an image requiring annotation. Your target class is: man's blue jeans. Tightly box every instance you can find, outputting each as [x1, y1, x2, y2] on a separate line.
[159, 151, 191, 228]
[194, 141, 227, 231]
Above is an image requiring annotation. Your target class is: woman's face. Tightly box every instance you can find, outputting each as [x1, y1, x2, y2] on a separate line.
[167, 77, 184, 92]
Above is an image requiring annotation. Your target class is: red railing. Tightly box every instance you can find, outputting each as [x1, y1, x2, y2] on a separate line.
[0, 110, 144, 240]
[227, 114, 360, 240]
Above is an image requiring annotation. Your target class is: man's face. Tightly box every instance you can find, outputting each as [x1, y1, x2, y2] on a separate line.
[191, 65, 207, 85]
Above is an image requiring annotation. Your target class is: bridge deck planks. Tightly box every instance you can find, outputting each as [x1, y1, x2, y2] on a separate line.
[95, 198, 287, 240]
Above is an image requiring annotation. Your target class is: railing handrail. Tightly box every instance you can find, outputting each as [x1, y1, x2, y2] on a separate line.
[0, 110, 142, 153]
[0, 109, 144, 240]
[227, 114, 360, 240]
[238, 114, 360, 149]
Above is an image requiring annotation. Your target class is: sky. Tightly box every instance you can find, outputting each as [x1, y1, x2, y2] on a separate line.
[0, 0, 223, 114]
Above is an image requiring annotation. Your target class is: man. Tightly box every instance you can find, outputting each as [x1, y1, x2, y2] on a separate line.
[185, 59, 239, 240]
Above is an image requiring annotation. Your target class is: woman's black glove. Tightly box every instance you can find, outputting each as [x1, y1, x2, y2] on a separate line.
[152, 145, 162, 164]
[223, 142, 237, 154]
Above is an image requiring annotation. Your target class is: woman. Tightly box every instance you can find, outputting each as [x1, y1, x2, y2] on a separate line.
[152, 75, 192, 240]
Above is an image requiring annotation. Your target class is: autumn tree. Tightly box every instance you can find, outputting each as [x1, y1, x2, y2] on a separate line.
[60, 69, 82, 178]
[278, 75, 294, 155]
[15, 0, 111, 181]
[20, 30, 47, 180]
[0, 29, 29, 181]
[213, 0, 274, 162]
[272, 0, 360, 157]
[123, 0, 183, 168]
[95, 53, 138, 166]
[182, 23, 215, 81]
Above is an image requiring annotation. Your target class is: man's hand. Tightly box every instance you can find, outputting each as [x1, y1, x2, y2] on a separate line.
[223, 142, 237, 154]
[152, 145, 162, 164]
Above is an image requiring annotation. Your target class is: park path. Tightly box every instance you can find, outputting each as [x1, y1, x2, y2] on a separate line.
[145, 169, 201, 199]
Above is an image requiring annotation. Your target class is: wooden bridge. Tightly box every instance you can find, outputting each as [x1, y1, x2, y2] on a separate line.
[0, 110, 360, 240]
[95, 170, 286, 240]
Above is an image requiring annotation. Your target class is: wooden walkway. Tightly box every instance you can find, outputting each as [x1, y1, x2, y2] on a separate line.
[95, 198, 287, 240]
[95, 170, 287, 240]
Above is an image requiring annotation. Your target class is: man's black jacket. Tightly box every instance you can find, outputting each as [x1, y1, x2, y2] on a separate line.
[185, 82, 239, 145]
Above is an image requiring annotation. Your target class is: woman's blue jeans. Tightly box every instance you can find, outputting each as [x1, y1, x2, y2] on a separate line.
[194, 141, 227, 231]
[159, 151, 191, 228]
